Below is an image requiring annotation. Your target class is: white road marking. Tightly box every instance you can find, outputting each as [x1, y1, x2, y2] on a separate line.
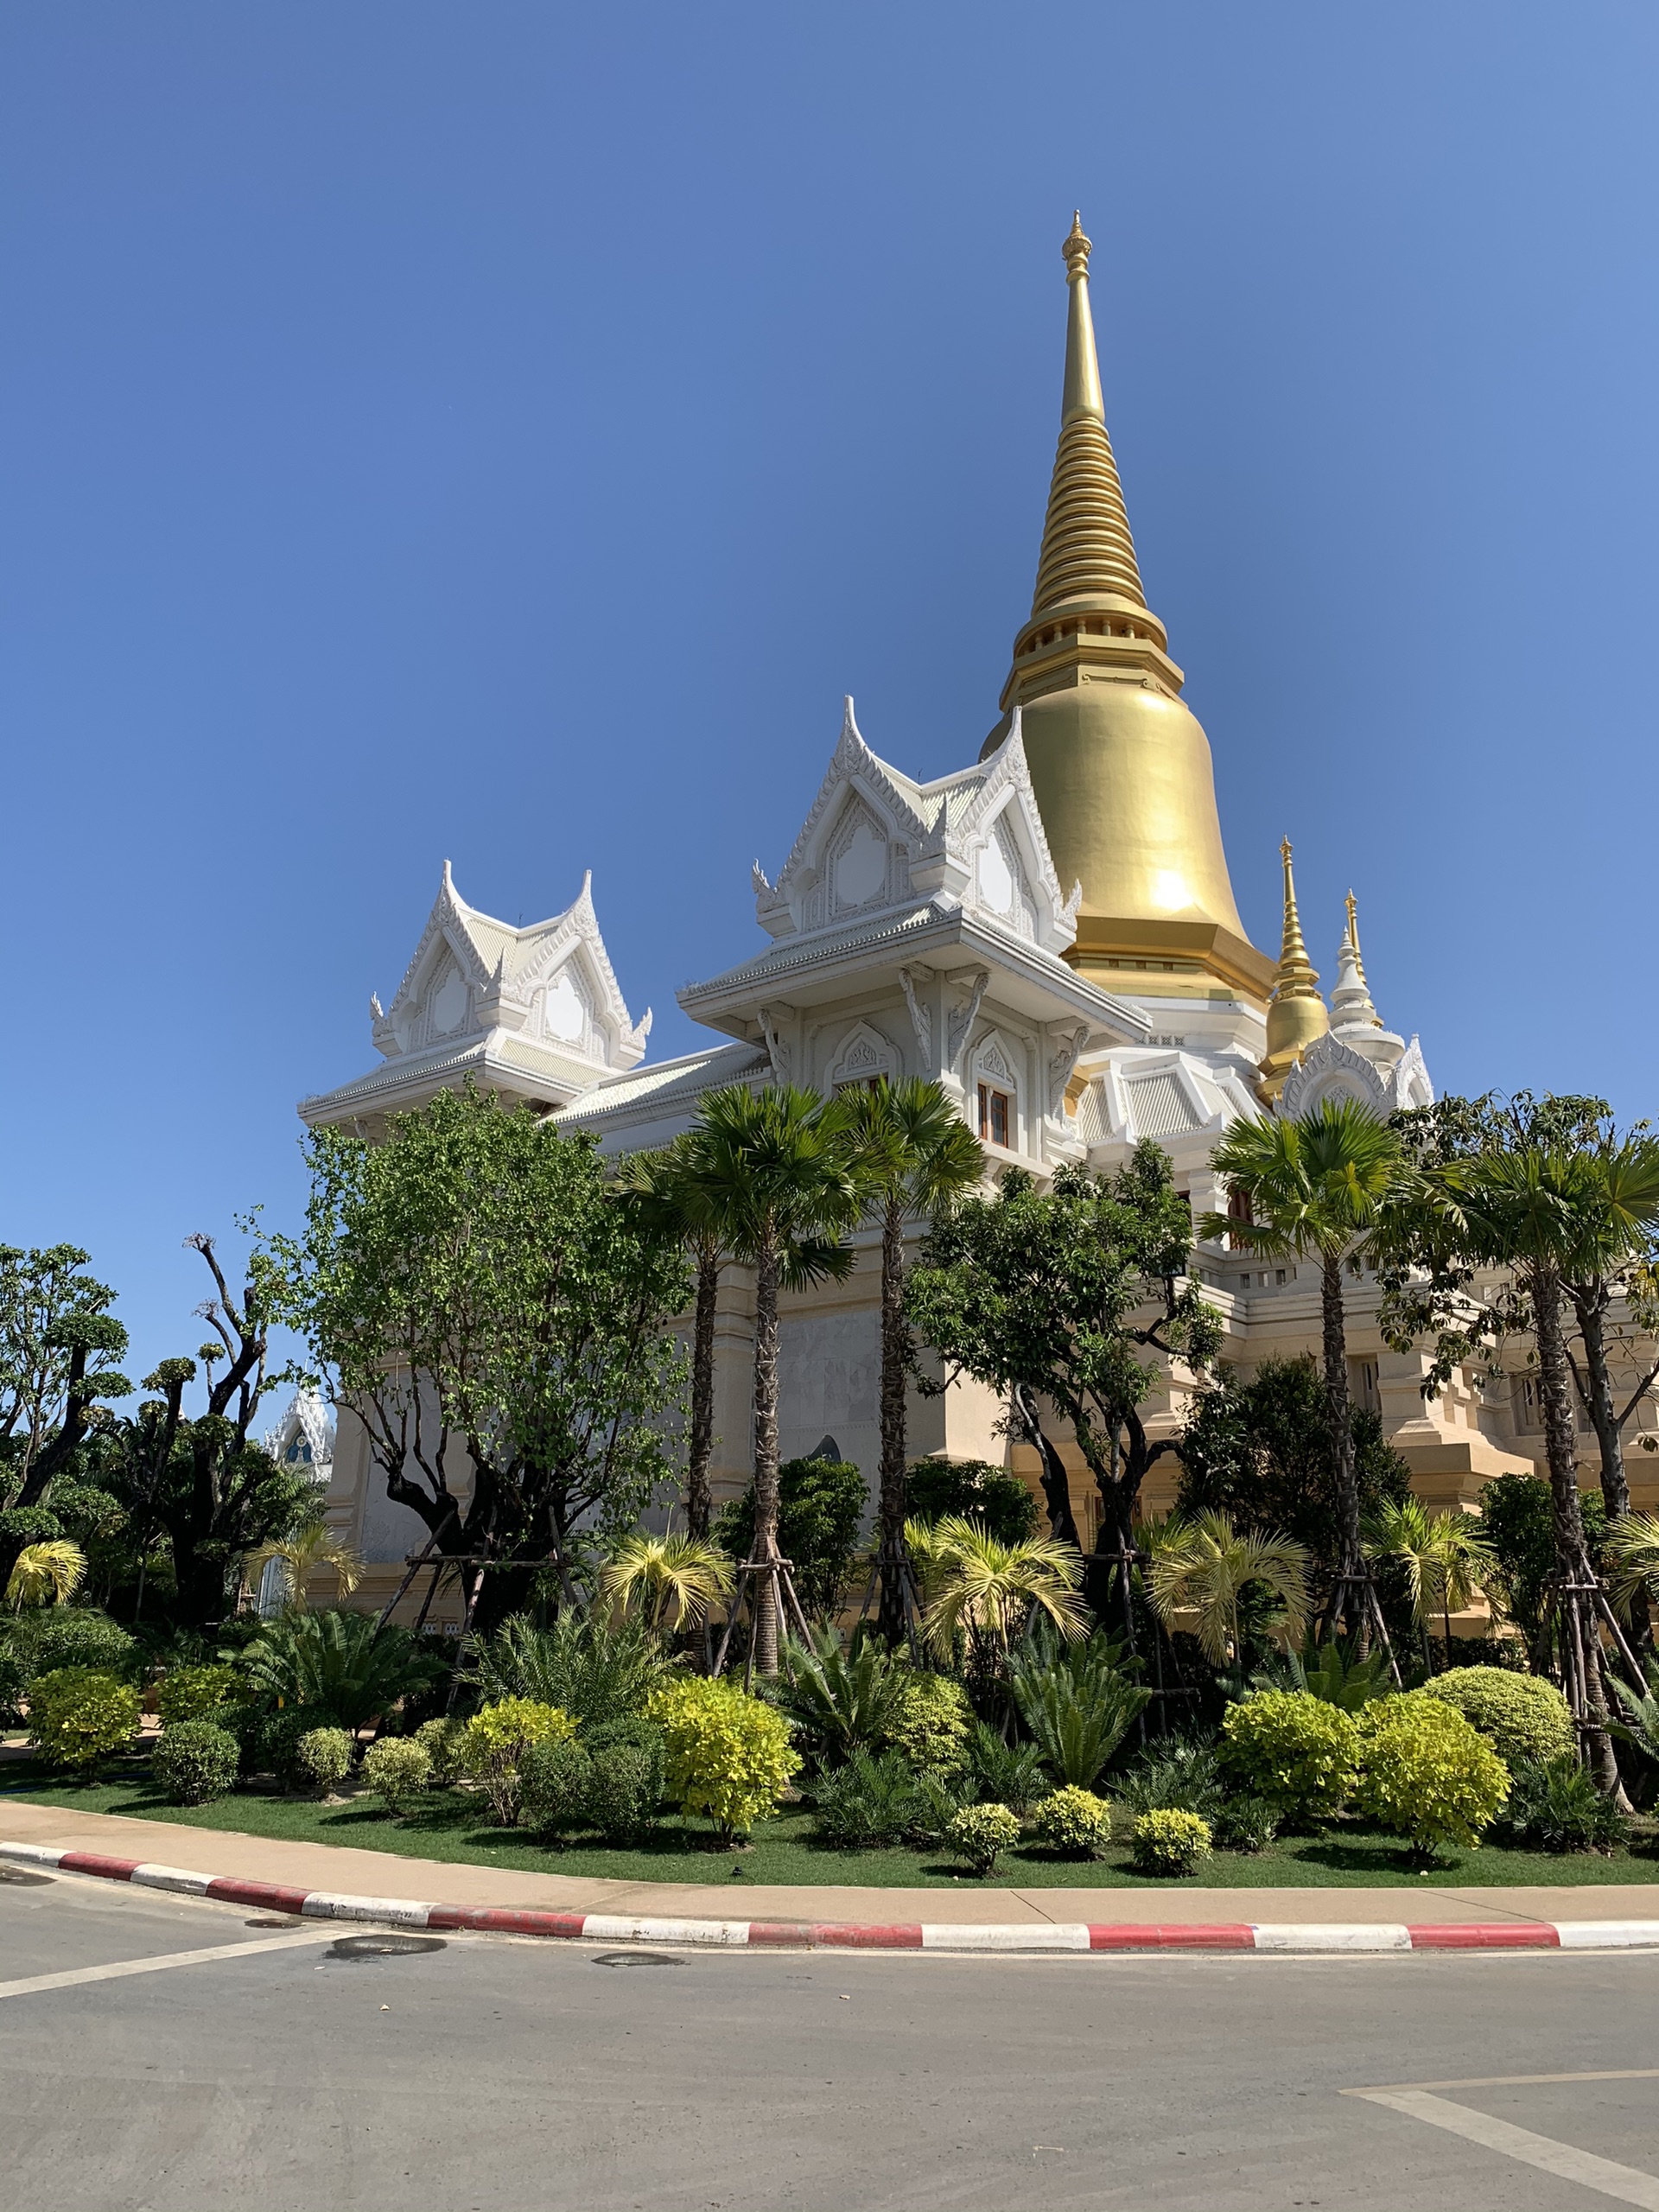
[0, 1928, 336, 2002]
[1354, 2087, 1659, 2209]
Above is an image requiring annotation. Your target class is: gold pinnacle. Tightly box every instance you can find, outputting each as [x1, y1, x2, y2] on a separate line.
[1063, 211, 1092, 283]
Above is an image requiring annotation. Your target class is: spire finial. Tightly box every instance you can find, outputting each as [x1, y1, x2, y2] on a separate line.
[1332, 891, 1384, 1033]
[1063, 211, 1092, 284]
[1260, 836, 1329, 1096]
[1275, 839, 1316, 984]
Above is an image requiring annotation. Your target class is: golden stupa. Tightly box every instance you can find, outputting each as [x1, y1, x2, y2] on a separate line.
[1259, 836, 1330, 1097]
[983, 215, 1277, 1007]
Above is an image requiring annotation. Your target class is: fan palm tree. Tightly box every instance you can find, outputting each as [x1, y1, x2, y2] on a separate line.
[1363, 1497, 1496, 1669]
[1200, 1100, 1407, 1650]
[599, 1530, 735, 1634]
[5, 1539, 86, 1611]
[829, 1078, 984, 1642]
[906, 1513, 1088, 1668]
[1603, 1514, 1659, 1627]
[1144, 1509, 1311, 1666]
[685, 1085, 863, 1673]
[246, 1522, 364, 1613]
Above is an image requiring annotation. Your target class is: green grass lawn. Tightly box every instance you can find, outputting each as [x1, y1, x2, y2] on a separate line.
[4, 1754, 1658, 1890]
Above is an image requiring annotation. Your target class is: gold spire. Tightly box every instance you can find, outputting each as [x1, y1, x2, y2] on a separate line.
[1260, 838, 1329, 1096]
[1344, 891, 1372, 991]
[1337, 890, 1384, 1030]
[1028, 215, 1147, 616]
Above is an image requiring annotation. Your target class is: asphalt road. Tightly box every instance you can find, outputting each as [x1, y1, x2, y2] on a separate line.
[4, 1866, 1659, 2210]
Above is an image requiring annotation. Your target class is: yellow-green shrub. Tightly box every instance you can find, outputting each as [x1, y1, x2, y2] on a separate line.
[648, 1676, 800, 1839]
[1131, 1808, 1213, 1877]
[155, 1663, 248, 1727]
[413, 1715, 470, 1785]
[295, 1726, 353, 1793]
[463, 1698, 578, 1825]
[1421, 1668, 1575, 1768]
[1356, 1693, 1510, 1854]
[152, 1718, 239, 1804]
[1219, 1690, 1361, 1825]
[946, 1801, 1020, 1876]
[361, 1735, 433, 1815]
[880, 1671, 973, 1777]
[26, 1668, 142, 1770]
[1033, 1784, 1112, 1859]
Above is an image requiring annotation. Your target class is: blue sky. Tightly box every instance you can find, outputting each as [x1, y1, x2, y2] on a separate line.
[3, 3, 1656, 1383]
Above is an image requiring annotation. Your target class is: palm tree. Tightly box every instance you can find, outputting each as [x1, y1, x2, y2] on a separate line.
[246, 1522, 364, 1613]
[1363, 1497, 1496, 1670]
[687, 1084, 862, 1673]
[1201, 1100, 1406, 1650]
[906, 1513, 1088, 1669]
[1602, 1514, 1659, 1627]
[614, 1136, 739, 1541]
[1144, 1509, 1310, 1666]
[5, 1539, 86, 1611]
[600, 1530, 735, 1634]
[829, 1078, 984, 1642]
[1556, 1126, 1659, 1528]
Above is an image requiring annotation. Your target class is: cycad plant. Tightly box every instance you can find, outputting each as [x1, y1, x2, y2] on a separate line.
[240, 1609, 443, 1733]
[1145, 1509, 1311, 1666]
[1362, 1497, 1495, 1669]
[1201, 1100, 1407, 1650]
[829, 1079, 984, 1642]
[246, 1522, 364, 1613]
[599, 1531, 734, 1635]
[1008, 1629, 1151, 1788]
[907, 1514, 1088, 1672]
[777, 1626, 909, 1767]
[465, 1610, 675, 1726]
[5, 1540, 86, 1611]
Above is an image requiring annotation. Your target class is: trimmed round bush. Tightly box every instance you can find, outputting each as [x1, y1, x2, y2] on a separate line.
[26, 1668, 141, 1770]
[648, 1676, 800, 1840]
[585, 1743, 664, 1844]
[947, 1801, 1020, 1877]
[518, 1737, 594, 1835]
[1130, 1808, 1213, 1877]
[153, 1719, 239, 1805]
[1214, 1794, 1281, 1854]
[413, 1715, 470, 1785]
[246, 1704, 342, 1788]
[463, 1698, 579, 1826]
[296, 1726, 354, 1793]
[880, 1670, 973, 1777]
[1356, 1693, 1510, 1856]
[1219, 1690, 1361, 1825]
[1033, 1784, 1112, 1859]
[156, 1663, 248, 1728]
[1421, 1667, 1575, 1767]
[360, 1735, 433, 1815]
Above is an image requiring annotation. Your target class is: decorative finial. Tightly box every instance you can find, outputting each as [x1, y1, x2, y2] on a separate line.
[1261, 836, 1329, 1093]
[1063, 211, 1092, 283]
[1281, 836, 1294, 868]
[1344, 887, 1358, 945]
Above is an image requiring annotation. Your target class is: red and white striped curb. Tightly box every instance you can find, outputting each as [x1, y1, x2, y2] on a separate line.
[7, 1842, 1658, 1954]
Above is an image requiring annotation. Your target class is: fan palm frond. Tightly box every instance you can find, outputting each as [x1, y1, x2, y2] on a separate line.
[906, 1513, 1087, 1661]
[599, 1532, 735, 1632]
[5, 1540, 86, 1611]
[1147, 1509, 1310, 1664]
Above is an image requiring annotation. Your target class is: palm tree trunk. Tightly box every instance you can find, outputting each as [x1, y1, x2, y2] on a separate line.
[876, 1197, 909, 1644]
[1319, 1253, 1368, 1649]
[750, 1230, 782, 1675]
[686, 1246, 719, 1541]
[1533, 1262, 1622, 1795]
[1575, 1294, 1632, 1520]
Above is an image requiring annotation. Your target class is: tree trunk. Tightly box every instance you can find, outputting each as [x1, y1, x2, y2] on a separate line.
[1534, 1263, 1622, 1795]
[750, 1232, 782, 1675]
[1572, 1288, 1650, 1654]
[876, 1198, 910, 1644]
[686, 1247, 719, 1541]
[1011, 1383, 1080, 1549]
[1319, 1253, 1369, 1649]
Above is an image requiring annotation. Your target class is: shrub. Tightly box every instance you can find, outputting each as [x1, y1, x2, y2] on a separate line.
[466, 1611, 674, 1726]
[813, 1749, 931, 1848]
[1219, 1691, 1360, 1825]
[1214, 1794, 1280, 1853]
[517, 1719, 664, 1845]
[1497, 1755, 1628, 1854]
[463, 1699, 580, 1826]
[518, 1736, 594, 1834]
[880, 1669, 973, 1777]
[414, 1715, 470, 1785]
[966, 1719, 1051, 1816]
[1355, 1694, 1510, 1855]
[241, 1611, 444, 1733]
[153, 1719, 239, 1805]
[1010, 1642, 1152, 1789]
[946, 1801, 1020, 1877]
[905, 1460, 1039, 1548]
[296, 1726, 354, 1794]
[1131, 1808, 1213, 1877]
[1116, 1737, 1224, 1821]
[361, 1735, 433, 1815]
[1034, 1785, 1112, 1858]
[248, 1704, 343, 1788]
[156, 1663, 249, 1728]
[587, 1743, 665, 1844]
[26, 1668, 141, 1770]
[649, 1676, 800, 1839]
[16, 1609, 138, 1682]
[1421, 1667, 1576, 1768]
[779, 1630, 909, 1766]
[714, 1455, 868, 1621]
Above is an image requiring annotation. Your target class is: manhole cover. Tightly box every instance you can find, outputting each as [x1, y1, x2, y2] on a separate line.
[245, 1916, 300, 1929]
[327, 1933, 447, 1961]
[0, 1866, 51, 1886]
[591, 1949, 683, 1967]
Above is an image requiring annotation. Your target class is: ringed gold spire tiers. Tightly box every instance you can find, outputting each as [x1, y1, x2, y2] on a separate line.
[983, 213, 1276, 1006]
[1259, 837, 1330, 1098]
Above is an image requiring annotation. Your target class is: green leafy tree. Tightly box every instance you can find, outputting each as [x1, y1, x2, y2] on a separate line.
[828, 1079, 984, 1643]
[907, 1145, 1221, 1636]
[715, 1454, 868, 1624]
[261, 1085, 690, 1637]
[680, 1086, 862, 1672]
[1200, 1102, 1408, 1651]
[905, 1459, 1038, 1548]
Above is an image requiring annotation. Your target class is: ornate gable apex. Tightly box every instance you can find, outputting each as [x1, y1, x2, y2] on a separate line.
[755, 698, 934, 940]
[373, 862, 650, 1071]
[939, 711, 1080, 954]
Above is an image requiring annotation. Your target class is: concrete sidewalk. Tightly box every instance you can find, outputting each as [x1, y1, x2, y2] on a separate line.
[4, 1795, 1656, 1930]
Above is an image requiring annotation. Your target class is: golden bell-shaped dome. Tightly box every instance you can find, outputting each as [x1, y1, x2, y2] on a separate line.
[1260, 838, 1329, 1098]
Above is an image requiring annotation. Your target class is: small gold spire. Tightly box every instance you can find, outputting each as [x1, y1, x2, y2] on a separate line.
[1260, 837, 1329, 1096]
